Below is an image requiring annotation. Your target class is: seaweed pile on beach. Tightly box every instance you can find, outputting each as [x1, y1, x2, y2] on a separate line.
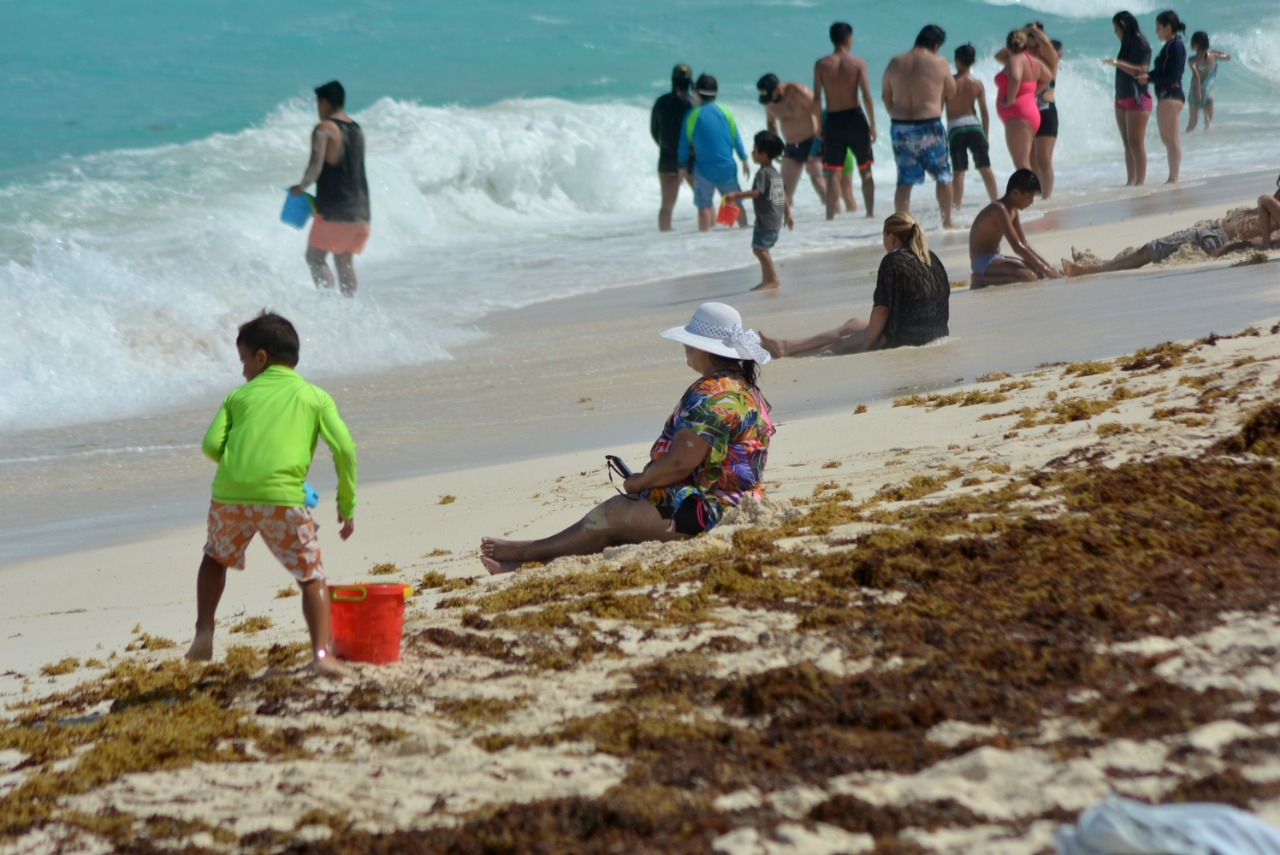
[2, 329, 1280, 854]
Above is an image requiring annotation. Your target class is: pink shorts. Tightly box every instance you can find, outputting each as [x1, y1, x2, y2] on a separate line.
[308, 213, 370, 255]
[204, 502, 325, 582]
[1116, 94, 1153, 112]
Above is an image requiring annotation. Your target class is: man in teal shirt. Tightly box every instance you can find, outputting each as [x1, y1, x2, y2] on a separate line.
[185, 312, 357, 676]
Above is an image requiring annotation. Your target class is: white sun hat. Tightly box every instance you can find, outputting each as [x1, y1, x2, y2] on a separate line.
[660, 302, 771, 364]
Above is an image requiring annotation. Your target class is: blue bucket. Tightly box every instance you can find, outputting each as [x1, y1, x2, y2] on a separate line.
[281, 190, 314, 229]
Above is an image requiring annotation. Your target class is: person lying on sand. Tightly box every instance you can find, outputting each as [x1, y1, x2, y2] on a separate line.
[969, 168, 1062, 288]
[1063, 186, 1280, 276]
[480, 303, 774, 574]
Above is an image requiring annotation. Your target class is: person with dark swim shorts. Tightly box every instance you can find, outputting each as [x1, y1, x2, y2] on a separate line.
[945, 43, 998, 208]
[882, 25, 957, 228]
[652, 64, 697, 231]
[813, 22, 877, 219]
[757, 73, 827, 208]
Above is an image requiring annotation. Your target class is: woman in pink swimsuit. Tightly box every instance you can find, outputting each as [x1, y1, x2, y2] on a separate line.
[995, 29, 1046, 170]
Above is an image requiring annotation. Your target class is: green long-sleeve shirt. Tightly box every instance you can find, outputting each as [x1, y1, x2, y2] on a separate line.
[203, 365, 357, 519]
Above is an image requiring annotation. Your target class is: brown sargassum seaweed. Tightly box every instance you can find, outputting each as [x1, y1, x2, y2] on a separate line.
[4, 396, 1280, 853]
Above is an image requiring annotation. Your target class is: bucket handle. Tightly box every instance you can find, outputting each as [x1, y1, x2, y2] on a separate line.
[331, 586, 368, 602]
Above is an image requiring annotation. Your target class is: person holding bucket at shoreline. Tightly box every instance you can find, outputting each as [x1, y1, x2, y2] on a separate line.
[721, 130, 793, 291]
[679, 73, 751, 231]
[184, 311, 358, 678]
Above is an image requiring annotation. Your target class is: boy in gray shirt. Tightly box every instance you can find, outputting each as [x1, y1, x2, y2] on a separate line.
[725, 130, 794, 291]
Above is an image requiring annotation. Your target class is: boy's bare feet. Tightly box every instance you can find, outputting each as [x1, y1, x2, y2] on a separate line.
[1061, 258, 1087, 277]
[750, 280, 781, 292]
[309, 651, 348, 679]
[480, 537, 522, 575]
[184, 632, 214, 662]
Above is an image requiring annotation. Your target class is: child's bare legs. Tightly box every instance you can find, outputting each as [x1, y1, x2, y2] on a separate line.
[979, 166, 999, 203]
[1185, 104, 1200, 132]
[185, 554, 227, 661]
[299, 576, 345, 676]
[1156, 99, 1183, 183]
[751, 247, 780, 291]
[1204, 101, 1215, 131]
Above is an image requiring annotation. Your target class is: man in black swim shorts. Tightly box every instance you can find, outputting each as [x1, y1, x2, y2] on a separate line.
[757, 73, 827, 208]
[813, 22, 878, 219]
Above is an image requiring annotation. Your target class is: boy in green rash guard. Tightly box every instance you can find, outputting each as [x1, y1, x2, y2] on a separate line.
[184, 311, 358, 677]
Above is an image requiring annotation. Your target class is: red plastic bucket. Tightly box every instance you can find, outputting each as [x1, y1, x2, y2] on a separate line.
[328, 584, 412, 664]
[716, 199, 740, 226]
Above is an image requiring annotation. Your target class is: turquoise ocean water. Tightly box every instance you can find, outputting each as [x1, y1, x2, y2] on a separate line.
[2, 0, 1278, 434]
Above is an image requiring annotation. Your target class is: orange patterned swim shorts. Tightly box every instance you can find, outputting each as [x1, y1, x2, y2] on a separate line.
[308, 213, 370, 255]
[204, 502, 325, 582]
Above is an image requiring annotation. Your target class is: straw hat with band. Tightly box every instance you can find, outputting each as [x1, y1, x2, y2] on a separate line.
[661, 302, 771, 364]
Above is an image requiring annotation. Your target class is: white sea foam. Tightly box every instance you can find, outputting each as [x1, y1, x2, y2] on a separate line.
[0, 87, 1276, 434]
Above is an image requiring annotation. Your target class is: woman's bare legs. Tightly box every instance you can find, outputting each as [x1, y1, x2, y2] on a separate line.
[759, 318, 869, 359]
[480, 495, 686, 574]
[1004, 119, 1035, 171]
[1031, 135, 1056, 198]
[1115, 105, 1150, 185]
[1156, 99, 1183, 183]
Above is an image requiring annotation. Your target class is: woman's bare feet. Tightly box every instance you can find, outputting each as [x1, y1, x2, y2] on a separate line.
[480, 537, 525, 575]
[750, 280, 781, 292]
[758, 332, 787, 359]
[184, 631, 214, 661]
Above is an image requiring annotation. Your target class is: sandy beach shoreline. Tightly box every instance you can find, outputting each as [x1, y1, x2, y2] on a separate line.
[3, 308, 1279, 853]
[2, 168, 1277, 566]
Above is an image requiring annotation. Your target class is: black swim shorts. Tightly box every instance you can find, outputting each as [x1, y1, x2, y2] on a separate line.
[658, 147, 680, 174]
[784, 136, 817, 164]
[1035, 103, 1059, 139]
[657, 494, 711, 536]
[948, 126, 991, 172]
[822, 107, 873, 171]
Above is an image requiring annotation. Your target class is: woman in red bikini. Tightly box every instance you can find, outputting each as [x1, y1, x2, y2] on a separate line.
[995, 29, 1049, 170]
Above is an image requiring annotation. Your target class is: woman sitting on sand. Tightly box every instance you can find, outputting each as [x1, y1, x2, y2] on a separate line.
[760, 213, 949, 358]
[480, 302, 774, 574]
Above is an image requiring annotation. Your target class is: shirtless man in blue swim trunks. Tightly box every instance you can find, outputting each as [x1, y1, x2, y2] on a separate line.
[813, 22, 877, 220]
[882, 25, 957, 229]
[968, 168, 1061, 288]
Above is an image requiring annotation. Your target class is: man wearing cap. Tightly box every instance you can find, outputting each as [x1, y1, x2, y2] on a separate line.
[757, 74, 827, 209]
[679, 74, 751, 231]
[813, 22, 878, 220]
[882, 25, 958, 229]
[651, 64, 697, 232]
[289, 80, 371, 296]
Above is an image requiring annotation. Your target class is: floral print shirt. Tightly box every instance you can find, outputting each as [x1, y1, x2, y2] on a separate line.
[644, 370, 774, 529]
